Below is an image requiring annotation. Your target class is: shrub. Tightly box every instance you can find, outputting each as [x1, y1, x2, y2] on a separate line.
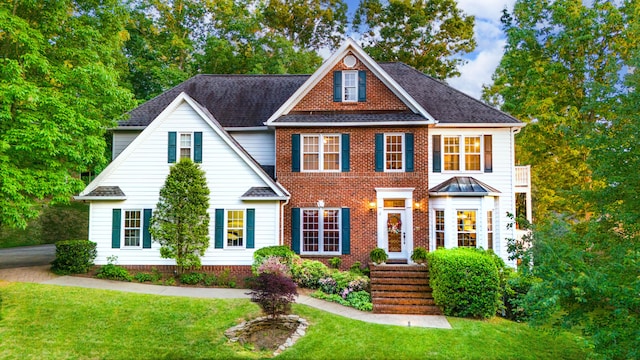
[257, 256, 291, 277]
[252, 245, 297, 275]
[318, 277, 338, 294]
[180, 272, 204, 285]
[369, 248, 388, 264]
[164, 277, 176, 286]
[291, 259, 330, 289]
[346, 291, 373, 311]
[203, 273, 218, 286]
[96, 261, 132, 282]
[428, 248, 501, 318]
[503, 270, 537, 322]
[248, 273, 298, 318]
[134, 272, 153, 283]
[349, 261, 369, 276]
[328, 257, 342, 269]
[51, 240, 97, 275]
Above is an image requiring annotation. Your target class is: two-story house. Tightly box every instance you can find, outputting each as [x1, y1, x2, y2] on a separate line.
[76, 39, 526, 277]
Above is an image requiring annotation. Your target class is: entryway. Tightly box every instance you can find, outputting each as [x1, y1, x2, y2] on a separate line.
[375, 188, 414, 261]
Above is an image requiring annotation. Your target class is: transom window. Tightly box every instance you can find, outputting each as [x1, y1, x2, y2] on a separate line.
[302, 208, 341, 254]
[124, 210, 142, 247]
[487, 210, 494, 250]
[180, 133, 192, 160]
[444, 136, 483, 171]
[457, 210, 477, 247]
[385, 134, 404, 171]
[343, 71, 358, 102]
[302, 135, 340, 171]
[226, 210, 244, 247]
[435, 210, 445, 249]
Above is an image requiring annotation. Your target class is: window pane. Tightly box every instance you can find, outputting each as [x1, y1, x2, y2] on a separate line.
[304, 154, 319, 170]
[465, 137, 481, 171]
[303, 210, 319, 252]
[227, 210, 244, 247]
[323, 210, 340, 252]
[435, 210, 445, 248]
[124, 210, 141, 247]
[344, 72, 357, 101]
[385, 135, 403, 170]
[444, 137, 460, 170]
[457, 210, 477, 247]
[323, 135, 340, 170]
[487, 210, 493, 250]
[180, 133, 191, 160]
[302, 136, 319, 170]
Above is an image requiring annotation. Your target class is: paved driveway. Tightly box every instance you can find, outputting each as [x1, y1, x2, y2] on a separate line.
[0, 244, 55, 269]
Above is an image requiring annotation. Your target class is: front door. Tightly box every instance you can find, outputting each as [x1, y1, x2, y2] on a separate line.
[384, 209, 407, 259]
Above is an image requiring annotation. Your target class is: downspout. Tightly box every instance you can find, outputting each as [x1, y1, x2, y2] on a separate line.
[280, 198, 290, 246]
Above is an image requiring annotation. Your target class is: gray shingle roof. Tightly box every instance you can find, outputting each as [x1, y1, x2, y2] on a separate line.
[118, 63, 520, 128]
[429, 177, 501, 196]
[241, 187, 280, 198]
[379, 63, 521, 124]
[86, 186, 126, 197]
[121, 75, 308, 128]
[274, 112, 427, 124]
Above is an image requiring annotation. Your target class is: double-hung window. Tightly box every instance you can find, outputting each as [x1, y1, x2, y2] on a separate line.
[435, 210, 445, 249]
[487, 210, 494, 250]
[457, 210, 477, 247]
[302, 208, 341, 254]
[443, 136, 483, 171]
[124, 210, 142, 247]
[179, 133, 192, 160]
[385, 134, 404, 171]
[226, 210, 244, 248]
[343, 71, 358, 102]
[302, 135, 340, 171]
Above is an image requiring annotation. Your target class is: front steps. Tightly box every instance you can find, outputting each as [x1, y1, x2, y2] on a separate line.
[370, 264, 442, 315]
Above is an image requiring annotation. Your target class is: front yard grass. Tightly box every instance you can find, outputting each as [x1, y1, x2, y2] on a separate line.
[0, 282, 591, 359]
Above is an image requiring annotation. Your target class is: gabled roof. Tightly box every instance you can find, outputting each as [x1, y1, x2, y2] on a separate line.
[265, 38, 435, 125]
[76, 186, 127, 201]
[78, 93, 289, 201]
[379, 63, 522, 126]
[429, 176, 501, 197]
[119, 75, 307, 128]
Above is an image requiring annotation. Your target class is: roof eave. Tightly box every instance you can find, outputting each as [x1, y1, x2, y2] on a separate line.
[74, 195, 127, 201]
[269, 121, 432, 127]
[240, 196, 290, 201]
[428, 192, 500, 197]
[433, 122, 525, 128]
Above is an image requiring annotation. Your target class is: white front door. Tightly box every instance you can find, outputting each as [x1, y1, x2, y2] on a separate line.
[384, 209, 407, 259]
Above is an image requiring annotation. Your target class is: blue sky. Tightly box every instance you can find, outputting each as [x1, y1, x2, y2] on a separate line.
[344, 0, 516, 99]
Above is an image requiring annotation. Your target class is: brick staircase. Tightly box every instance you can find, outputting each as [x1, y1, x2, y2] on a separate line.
[370, 264, 442, 315]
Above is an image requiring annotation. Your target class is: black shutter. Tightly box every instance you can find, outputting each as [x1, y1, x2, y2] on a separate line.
[333, 71, 342, 102]
[433, 135, 441, 173]
[292, 134, 300, 172]
[484, 135, 493, 173]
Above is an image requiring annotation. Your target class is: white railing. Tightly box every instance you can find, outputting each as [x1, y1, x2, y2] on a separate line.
[515, 165, 531, 188]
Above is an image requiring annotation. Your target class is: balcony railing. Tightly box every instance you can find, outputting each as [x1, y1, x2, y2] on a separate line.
[515, 165, 531, 188]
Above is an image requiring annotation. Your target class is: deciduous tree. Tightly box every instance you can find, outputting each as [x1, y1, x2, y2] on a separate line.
[353, 0, 475, 79]
[0, 0, 135, 228]
[150, 159, 210, 273]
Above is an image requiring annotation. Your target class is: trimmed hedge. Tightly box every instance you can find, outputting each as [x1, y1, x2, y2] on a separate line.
[428, 248, 500, 318]
[252, 245, 296, 275]
[51, 240, 97, 275]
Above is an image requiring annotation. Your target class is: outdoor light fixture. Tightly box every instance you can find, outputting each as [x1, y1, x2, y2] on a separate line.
[368, 201, 376, 213]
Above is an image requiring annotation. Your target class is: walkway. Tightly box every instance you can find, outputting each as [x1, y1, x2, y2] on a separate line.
[0, 265, 451, 329]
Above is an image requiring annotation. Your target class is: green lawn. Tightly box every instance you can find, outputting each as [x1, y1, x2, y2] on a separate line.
[0, 282, 591, 359]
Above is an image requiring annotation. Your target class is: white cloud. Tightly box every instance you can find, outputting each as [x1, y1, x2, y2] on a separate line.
[457, 0, 516, 22]
[448, 39, 506, 99]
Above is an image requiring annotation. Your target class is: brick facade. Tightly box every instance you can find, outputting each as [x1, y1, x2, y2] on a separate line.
[276, 126, 430, 269]
[292, 52, 409, 113]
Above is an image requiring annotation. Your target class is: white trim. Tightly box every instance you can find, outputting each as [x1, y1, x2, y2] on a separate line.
[383, 133, 405, 172]
[433, 123, 525, 128]
[300, 134, 341, 172]
[224, 209, 246, 249]
[299, 207, 342, 256]
[374, 188, 414, 259]
[265, 38, 436, 125]
[270, 121, 432, 127]
[225, 126, 270, 132]
[79, 93, 290, 200]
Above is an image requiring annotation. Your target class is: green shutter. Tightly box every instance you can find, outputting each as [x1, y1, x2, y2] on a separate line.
[484, 135, 493, 173]
[358, 71, 366, 102]
[143, 209, 152, 248]
[341, 133, 350, 172]
[168, 132, 177, 163]
[246, 209, 255, 249]
[292, 134, 300, 172]
[333, 71, 342, 102]
[291, 208, 300, 254]
[111, 209, 121, 248]
[341, 208, 351, 255]
[194, 132, 202, 163]
[215, 209, 224, 249]
[433, 135, 441, 173]
[405, 133, 414, 172]
[375, 133, 384, 172]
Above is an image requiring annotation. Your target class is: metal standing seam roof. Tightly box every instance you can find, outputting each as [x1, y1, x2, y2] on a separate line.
[429, 177, 501, 196]
[117, 63, 521, 128]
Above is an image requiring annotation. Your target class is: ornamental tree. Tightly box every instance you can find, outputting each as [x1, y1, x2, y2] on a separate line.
[150, 158, 210, 273]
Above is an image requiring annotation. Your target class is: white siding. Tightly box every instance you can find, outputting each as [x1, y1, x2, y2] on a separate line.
[112, 131, 141, 159]
[89, 102, 281, 265]
[229, 130, 275, 165]
[428, 127, 517, 266]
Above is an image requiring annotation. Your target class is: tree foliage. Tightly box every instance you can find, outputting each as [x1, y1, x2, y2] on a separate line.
[150, 159, 210, 273]
[0, 0, 135, 228]
[353, 0, 475, 79]
[488, 1, 640, 358]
